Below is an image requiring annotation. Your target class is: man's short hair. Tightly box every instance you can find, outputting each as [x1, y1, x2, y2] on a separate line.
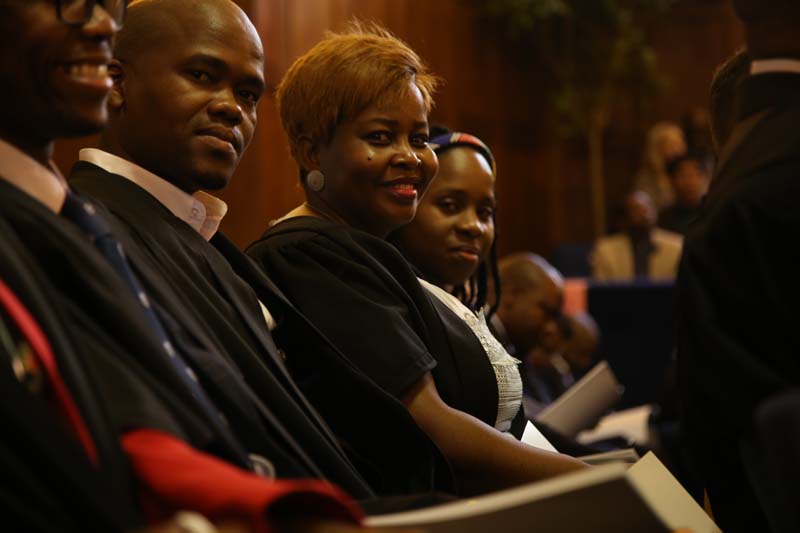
[709, 48, 750, 153]
[276, 21, 438, 175]
[498, 252, 563, 291]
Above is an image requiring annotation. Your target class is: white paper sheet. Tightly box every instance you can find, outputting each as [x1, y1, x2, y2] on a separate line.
[521, 420, 559, 452]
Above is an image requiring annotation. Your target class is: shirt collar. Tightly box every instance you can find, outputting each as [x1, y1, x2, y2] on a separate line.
[0, 138, 67, 213]
[79, 148, 227, 240]
[750, 58, 800, 76]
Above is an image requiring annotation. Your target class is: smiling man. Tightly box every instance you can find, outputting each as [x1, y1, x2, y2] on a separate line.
[0, 3, 143, 529]
[0, 0, 383, 531]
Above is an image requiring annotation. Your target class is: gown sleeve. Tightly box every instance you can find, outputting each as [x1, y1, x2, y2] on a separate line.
[250, 228, 437, 399]
[122, 429, 362, 533]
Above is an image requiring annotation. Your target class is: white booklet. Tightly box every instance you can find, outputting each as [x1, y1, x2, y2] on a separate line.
[522, 420, 640, 467]
[536, 360, 623, 437]
[521, 420, 559, 453]
[364, 452, 719, 533]
[577, 404, 653, 446]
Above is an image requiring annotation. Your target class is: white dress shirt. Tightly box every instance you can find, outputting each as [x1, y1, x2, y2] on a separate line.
[80, 148, 227, 240]
[0, 139, 67, 213]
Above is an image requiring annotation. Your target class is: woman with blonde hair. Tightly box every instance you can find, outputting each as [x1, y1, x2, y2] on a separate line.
[247, 23, 586, 498]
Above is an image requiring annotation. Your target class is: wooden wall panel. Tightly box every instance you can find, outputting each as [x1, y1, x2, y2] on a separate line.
[52, 0, 744, 257]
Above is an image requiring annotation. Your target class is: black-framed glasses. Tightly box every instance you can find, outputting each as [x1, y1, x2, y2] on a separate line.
[56, 0, 126, 27]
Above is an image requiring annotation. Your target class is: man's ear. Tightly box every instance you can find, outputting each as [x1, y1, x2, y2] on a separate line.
[107, 59, 125, 111]
[295, 136, 321, 174]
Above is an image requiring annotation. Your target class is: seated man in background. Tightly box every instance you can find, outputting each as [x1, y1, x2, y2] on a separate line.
[0, 0, 386, 530]
[492, 253, 601, 456]
[657, 153, 709, 236]
[592, 190, 682, 281]
[495, 256, 598, 406]
[537, 312, 600, 384]
[560, 312, 601, 376]
[527, 319, 576, 401]
[492, 252, 566, 410]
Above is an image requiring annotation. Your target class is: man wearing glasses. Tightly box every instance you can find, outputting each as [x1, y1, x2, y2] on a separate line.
[0, 2, 136, 530]
[0, 2, 373, 531]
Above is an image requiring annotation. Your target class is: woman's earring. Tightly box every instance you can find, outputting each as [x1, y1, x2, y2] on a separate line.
[306, 170, 325, 192]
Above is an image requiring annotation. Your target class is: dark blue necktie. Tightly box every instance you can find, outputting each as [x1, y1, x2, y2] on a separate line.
[59, 191, 231, 434]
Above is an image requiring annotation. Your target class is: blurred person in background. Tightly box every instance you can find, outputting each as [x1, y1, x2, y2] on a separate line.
[537, 312, 600, 383]
[492, 253, 564, 411]
[560, 312, 601, 375]
[634, 121, 688, 210]
[516, 312, 600, 408]
[592, 191, 683, 281]
[526, 319, 575, 402]
[682, 108, 715, 170]
[658, 153, 710, 235]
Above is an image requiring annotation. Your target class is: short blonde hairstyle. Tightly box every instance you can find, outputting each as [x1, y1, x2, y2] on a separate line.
[277, 21, 439, 172]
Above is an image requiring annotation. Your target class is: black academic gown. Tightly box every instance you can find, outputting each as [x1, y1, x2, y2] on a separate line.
[247, 217, 527, 497]
[70, 163, 375, 499]
[675, 72, 800, 532]
[0, 178, 274, 472]
[0, 365, 134, 533]
[0, 181, 238, 531]
[0, 244, 140, 532]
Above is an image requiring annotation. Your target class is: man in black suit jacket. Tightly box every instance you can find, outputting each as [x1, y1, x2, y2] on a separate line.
[676, 1, 800, 530]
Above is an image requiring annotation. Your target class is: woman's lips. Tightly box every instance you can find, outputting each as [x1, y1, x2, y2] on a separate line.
[450, 246, 481, 262]
[384, 182, 418, 202]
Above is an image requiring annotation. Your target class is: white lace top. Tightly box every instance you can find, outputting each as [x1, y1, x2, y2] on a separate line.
[418, 278, 523, 433]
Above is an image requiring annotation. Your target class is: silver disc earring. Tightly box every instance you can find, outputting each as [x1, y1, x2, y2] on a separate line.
[306, 170, 325, 192]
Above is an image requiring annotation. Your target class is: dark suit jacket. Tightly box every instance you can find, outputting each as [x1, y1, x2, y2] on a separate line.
[676, 72, 800, 532]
